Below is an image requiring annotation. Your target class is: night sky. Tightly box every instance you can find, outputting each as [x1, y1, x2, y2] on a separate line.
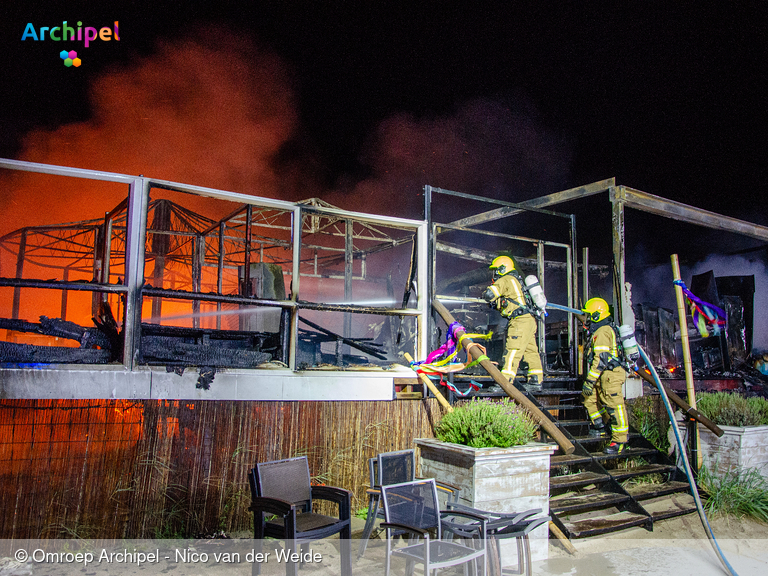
[2, 2, 767, 264]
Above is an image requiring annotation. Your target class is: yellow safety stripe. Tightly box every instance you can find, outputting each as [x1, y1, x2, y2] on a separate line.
[613, 405, 628, 433]
[587, 368, 601, 379]
[489, 285, 501, 299]
[588, 410, 603, 420]
[527, 368, 543, 376]
[509, 277, 525, 305]
[502, 349, 518, 377]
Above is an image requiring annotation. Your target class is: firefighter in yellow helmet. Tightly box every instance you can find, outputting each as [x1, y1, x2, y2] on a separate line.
[581, 297, 629, 454]
[482, 255, 544, 391]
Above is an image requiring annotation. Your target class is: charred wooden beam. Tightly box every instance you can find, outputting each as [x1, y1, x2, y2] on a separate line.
[141, 337, 272, 368]
[298, 317, 386, 359]
[0, 277, 127, 293]
[0, 316, 113, 350]
[447, 179, 615, 228]
[0, 342, 110, 364]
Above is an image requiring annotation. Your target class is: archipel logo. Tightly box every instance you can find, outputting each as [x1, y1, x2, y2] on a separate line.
[60, 50, 81, 68]
[21, 21, 120, 67]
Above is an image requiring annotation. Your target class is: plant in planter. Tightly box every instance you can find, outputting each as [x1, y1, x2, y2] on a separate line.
[434, 398, 538, 448]
[696, 392, 768, 426]
[679, 392, 768, 484]
[418, 398, 553, 564]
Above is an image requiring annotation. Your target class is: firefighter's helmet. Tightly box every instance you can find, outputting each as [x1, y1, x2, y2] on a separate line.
[489, 256, 515, 276]
[583, 297, 611, 322]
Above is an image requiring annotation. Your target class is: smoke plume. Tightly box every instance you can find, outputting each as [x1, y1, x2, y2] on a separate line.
[1, 27, 298, 235]
[326, 97, 571, 219]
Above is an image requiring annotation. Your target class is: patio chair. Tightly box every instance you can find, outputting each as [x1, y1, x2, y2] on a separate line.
[356, 448, 460, 559]
[446, 502, 550, 576]
[381, 478, 488, 576]
[248, 456, 352, 576]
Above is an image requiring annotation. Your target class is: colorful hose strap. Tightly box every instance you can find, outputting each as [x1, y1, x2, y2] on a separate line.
[421, 373, 480, 396]
[410, 321, 492, 388]
[673, 280, 726, 337]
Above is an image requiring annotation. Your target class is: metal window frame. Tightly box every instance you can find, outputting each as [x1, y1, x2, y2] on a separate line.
[0, 158, 428, 372]
[424, 185, 580, 373]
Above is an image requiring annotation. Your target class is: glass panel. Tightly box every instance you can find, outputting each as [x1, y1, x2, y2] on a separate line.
[0, 171, 127, 358]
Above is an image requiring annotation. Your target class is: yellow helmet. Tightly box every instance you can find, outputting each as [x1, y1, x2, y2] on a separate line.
[583, 297, 611, 322]
[489, 255, 515, 276]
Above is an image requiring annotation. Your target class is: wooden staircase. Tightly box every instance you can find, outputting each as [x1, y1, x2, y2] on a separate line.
[454, 373, 698, 539]
[537, 381, 698, 538]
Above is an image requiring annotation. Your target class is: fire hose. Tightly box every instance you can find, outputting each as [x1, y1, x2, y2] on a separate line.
[549, 301, 738, 574]
[637, 343, 738, 576]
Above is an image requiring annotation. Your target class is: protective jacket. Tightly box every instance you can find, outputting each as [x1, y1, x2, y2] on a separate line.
[484, 272, 542, 381]
[583, 319, 628, 443]
[484, 272, 531, 319]
[585, 320, 625, 382]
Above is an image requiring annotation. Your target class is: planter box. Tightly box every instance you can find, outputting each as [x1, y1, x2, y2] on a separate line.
[415, 438, 556, 565]
[679, 423, 768, 480]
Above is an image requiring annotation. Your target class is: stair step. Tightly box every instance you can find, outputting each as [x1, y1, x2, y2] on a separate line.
[550, 489, 629, 514]
[571, 434, 610, 443]
[538, 389, 583, 396]
[610, 463, 678, 481]
[591, 447, 659, 461]
[561, 510, 651, 538]
[624, 480, 691, 500]
[557, 419, 591, 427]
[640, 492, 698, 520]
[550, 471, 610, 490]
[550, 454, 593, 468]
[540, 404, 585, 411]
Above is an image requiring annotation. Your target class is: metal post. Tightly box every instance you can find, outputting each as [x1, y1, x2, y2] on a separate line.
[123, 177, 150, 369]
[92, 225, 104, 318]
[11, 229, 27, 320]
[565, 245, 575, 370]
[536, 241, 546, 371]
[569, 213, 579, 373]
[610, 186, 626, 325]
[424, 185, 436, 354]
[582, 247, 589, 303]
[344, 219, 353, 349]
[243, 205, 253, 297]
[104, 217, 113, 285]
[217, 222, 225, 330]
[192, 235, 203, 328]
[60, 268, 69, 321]
[416, 221, 429, 362]
[289, 207, 302, 370]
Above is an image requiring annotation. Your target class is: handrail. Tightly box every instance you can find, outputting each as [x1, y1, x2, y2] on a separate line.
[432, 298, 575, 455]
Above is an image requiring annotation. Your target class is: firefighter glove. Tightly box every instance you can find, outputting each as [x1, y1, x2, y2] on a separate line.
[582, 379, 596, 397]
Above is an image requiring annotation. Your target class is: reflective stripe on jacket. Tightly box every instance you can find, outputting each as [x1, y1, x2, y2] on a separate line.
[586, 324, 620, 381]
[487, 273, 527, 318]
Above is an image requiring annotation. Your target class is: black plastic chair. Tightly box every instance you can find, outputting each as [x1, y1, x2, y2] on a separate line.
[381, 479, 487, 576]
[248, 456, 352, 576]
[356, 449, 460, 559]
[446, 502, 550, 576]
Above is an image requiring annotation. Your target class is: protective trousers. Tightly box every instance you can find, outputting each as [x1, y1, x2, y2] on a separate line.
[501, 314, 544, 381]
[583, 367, 628, 443]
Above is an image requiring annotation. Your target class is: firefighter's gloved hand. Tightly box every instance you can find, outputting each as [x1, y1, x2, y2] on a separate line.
[582, 379, 596, 397]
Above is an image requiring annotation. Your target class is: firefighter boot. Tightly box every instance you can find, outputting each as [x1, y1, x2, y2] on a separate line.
[588, 416, 608, 437]
[524, 375, 542, 393]
[603, 442, 627, 455]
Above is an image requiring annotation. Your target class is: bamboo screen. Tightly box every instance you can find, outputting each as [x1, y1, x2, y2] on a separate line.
[0, 398, 441, 539]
